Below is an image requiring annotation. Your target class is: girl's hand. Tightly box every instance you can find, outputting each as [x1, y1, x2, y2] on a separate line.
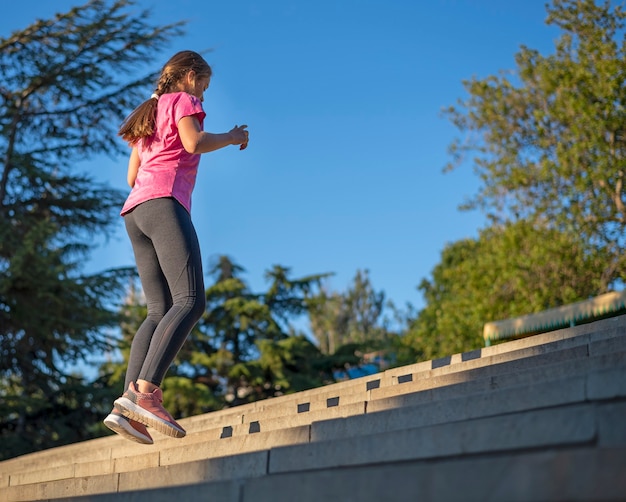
[229, 124, 249, 150]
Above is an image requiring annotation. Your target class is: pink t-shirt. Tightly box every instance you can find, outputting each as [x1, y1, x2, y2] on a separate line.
[120, 92, 206, 215]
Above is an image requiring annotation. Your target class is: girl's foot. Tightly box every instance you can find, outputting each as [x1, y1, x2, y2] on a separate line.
[103, 407, 153, 445]
[114, 382, 186, 438]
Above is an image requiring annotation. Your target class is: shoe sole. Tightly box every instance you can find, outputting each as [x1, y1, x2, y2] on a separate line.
[114, 397, 186, 438]
[103, 414, 153, 445]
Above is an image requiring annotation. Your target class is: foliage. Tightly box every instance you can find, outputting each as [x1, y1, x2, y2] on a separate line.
[106, 256, 346, 416]
[0, 0, 183, 460]
[308, 269, 396, 355]
[402, 220, 608, 361]
[444, 0, 626, 290]
[234, 335, 337, 402]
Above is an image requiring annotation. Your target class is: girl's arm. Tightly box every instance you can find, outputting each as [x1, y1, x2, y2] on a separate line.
[127, 147, 140, 187]
[178, 115, 248, 154]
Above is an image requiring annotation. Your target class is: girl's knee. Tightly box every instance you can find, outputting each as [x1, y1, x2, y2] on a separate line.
[192, 293, 206, 320]
[173, 292, 205, 320]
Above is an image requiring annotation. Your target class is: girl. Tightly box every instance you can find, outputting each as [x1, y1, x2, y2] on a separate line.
[104, 50, 249, 444]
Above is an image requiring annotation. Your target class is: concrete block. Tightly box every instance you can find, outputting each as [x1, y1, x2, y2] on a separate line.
[293, 386, 367, 409]
[230, 401, 366, 436]
[178, 408, 246, 433]
[241, 387, 368, 424]
[369, 349, 624, 414]
[398, 344, 589, 403]
[597, 401, 626, 447]
[270, 404, 596, 473]
[586, 315, 626, 342]
[113, 451, 160, 473]
[458, 336, 584, 371]
[130, 423, 224, 452]
[587, 366, 626, 400]
[459, 403, 595, 454]
[246, 447, 626, 502]
[380, 359, 432, 386]
[9, 462, 75, 486]
[54, 479, 243, 502]
[1, 442, 113, 475]
[487, 328, 578, 356]
[492, 350, 624, 395]
[118, 451, 267, 491]
[436, 343, 590, 380]
[484, 316, 625, 355]
[248, 374, 382, 412]
[108, 438, 161, 460]
[1, 482, 41, 502]
[367, 346, 590, 409]
[588, 332, 626, 356]
[73, 458, 115, 478]
[314, 375, 587, 442]
[37, 473, 119, 500]
[381, 331, 595, 388]
[248, 380, 378, 416]
[160, 425, 310, 466]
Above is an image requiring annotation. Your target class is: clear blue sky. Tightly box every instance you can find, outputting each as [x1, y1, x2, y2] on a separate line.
[2, 1, 559, 318]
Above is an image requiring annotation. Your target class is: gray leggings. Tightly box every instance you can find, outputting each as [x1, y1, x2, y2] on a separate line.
[123, 197, 206, 388]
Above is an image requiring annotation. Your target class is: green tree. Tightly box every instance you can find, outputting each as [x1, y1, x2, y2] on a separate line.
[403, 220, 607, 361]
[308, 269, 394, 355]
[241, 334, 339, 401]
[0, 0, 182, 460]
[444, 0, 626, 289]
[107, 256, 334, 416]
[197, 258, 332, 409]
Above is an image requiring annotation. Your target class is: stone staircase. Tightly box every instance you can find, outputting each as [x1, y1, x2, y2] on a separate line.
[1, 315, 625, 502]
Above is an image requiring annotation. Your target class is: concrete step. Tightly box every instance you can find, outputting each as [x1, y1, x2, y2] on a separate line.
[313, 353, 626, 442]
[178, 338, 626, 441]
[2, 329, 623, 471]
[5, 344, 624, 499]
[269, 400, 625, 474]
[188, 315, 624, 427]
[2, 321, 601, 478]
[182, 321, 625, 434]
[20, 447, 626, 502]
[231, 446, 626, 502]
[0, 315, 624, 501]
[368, 340, 626, 411]
[383, 315, 625, 383]
[5, 399, 624, 502]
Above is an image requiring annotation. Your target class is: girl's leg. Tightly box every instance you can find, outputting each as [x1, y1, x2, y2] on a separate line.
[106, 208, 170, 443]
[123, 210, 173, 390]
[114, 198, 205, 438]
[129, 198, 206, 387]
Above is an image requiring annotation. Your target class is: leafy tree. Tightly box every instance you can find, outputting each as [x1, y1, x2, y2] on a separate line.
[402, 220, 608, 361]
[0, 0, 183, 460]
[108, 256, 336, 416]
[195, 258, 334, 409]
[444, 0, 626, 290]
[237, 334, 338, 402]
[308, 269, 395, 355]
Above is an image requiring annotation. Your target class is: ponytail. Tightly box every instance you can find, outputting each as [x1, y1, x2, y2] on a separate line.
[118, 96, 159, 145]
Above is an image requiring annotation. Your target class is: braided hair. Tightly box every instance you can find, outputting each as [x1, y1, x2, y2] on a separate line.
[118, 51, 212, 144]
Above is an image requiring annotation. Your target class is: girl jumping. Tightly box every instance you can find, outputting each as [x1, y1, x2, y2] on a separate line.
[104, 50, 249, 444]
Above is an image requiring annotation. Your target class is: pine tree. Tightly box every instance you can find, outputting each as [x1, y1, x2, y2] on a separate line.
[0, 0, 183, 460]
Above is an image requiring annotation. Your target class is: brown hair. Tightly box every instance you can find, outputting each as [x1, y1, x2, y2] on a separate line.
[118, 50, 212, 144]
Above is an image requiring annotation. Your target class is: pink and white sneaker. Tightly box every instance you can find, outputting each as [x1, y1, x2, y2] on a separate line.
[103, 407, 153, 445]
[114, 382, 186, 438]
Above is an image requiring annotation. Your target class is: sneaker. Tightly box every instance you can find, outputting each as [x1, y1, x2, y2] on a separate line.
[114, 382, 186, 438]
[103, 407, 153, 445]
